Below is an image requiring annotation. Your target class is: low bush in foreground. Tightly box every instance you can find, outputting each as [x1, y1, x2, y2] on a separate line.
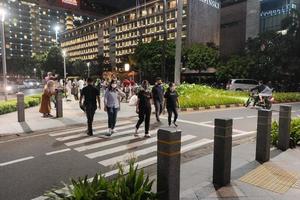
[271, 118, 300, 146]
[0, 95, 41, 115]
[46, 161, 157, 200]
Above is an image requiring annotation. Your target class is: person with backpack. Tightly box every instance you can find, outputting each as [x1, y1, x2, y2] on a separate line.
[135, 80, 152, 138]
[164, 82, 179, 127]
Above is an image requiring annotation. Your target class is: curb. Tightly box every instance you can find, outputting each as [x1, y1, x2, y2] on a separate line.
[179, 104, 244, 112]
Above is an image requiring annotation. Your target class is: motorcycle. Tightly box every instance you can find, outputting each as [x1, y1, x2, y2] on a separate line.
[245, 92, 274, 110]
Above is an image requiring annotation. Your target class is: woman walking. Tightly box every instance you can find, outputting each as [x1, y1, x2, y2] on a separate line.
[39, 80, 56, 118]
[135, 80, 152, 138]
[164, 82, 179, 127]
[104, 80, 125, 136]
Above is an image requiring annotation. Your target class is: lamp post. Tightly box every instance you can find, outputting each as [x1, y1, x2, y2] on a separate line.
[33, 68, 37, 79]
[0, 8, 7, 101]
[162, 0, 167, 81]
[87, 62, 91, 77]
[54, 25, 60, 44]
[62, 50, 66, 80]
[174, 0, 183, 85]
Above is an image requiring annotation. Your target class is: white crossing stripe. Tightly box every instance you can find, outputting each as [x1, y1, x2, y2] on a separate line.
[74, 128, 146, 151]
[0, 156, 35, 167]
[86, 129, 158, 159]
[233, 117, 244, 120]
[246, 115, 257, 119]
[56, 124, 134, 141]
[50, 121, 131, 137]
[98, 135, 196, 166]
[45, 148, 71, 156]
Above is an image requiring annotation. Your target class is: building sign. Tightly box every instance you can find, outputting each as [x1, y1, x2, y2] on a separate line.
[62, 0, 78, 6]
[260, 3, 296, 17]
[198, 0, 220, 9]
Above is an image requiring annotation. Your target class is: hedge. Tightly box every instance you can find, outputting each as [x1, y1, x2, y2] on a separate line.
[271, 118, 300, 146]
[0, 95, 41, 115]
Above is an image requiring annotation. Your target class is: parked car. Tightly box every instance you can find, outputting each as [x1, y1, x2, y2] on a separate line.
[226, 79, 258, 91]
[23, 79, 40, 89]
[0, 81, 19, 94]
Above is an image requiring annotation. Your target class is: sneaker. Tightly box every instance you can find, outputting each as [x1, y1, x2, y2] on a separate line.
[134, 129, 139, 137]
[87, 132, 93, 136]
[106, 129, 112, 136]
[144, 133, 151, 138]
[173, 122, 178, 127]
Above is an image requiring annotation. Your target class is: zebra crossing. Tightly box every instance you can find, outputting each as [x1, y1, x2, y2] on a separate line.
[48, 120, 214, 173]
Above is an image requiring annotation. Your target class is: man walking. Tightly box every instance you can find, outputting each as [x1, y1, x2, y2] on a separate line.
[80, 78, 101, 136]
[152, 77, 164, 122]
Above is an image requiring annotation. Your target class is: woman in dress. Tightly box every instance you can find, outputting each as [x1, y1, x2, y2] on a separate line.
[39, 80, 56, 118]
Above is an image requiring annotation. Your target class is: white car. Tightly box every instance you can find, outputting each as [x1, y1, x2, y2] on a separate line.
[226, 79, 258, 91]
[23, 79, 40, 89]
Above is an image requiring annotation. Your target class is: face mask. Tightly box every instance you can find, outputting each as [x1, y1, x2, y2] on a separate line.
[111, 84, 117, 88]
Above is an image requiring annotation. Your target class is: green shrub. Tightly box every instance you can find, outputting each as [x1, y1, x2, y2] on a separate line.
[271, 118, 300, 146]
[0, 94, 41, 115]
[274, 92, 300, 103]
[46, 161, 157, 200]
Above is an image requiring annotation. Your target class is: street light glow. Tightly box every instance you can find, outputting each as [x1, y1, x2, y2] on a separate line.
[124, 63, 130, 71]
[0, 8, 6, 22]
[54, 25, 60, 32]
[62, 50, 66, 57]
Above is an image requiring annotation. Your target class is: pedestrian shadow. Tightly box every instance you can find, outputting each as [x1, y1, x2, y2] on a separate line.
[19, 121, 33, 134]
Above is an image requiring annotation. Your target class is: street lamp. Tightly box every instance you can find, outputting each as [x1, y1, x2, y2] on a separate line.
[87, 62, 91, 77]
[62, 50, 66, 80]
[0, 7, 8, 101]
[54, 25, 60, 44]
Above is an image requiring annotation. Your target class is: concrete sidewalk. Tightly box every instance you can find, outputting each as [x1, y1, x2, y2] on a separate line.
[0, 98, 137, 136]
[180, 142, 300, 200]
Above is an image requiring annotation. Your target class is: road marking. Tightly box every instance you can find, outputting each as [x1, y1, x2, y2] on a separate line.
[233, 117, 244, 120]
[86, 130, 158, 159]
[74, 128, 146, 151]
[98, 135, 196, 166]
[50, 121, 131, 137]
[246, 116, 257, 119]
[232, 131, 256, 139]
[45, 148, 71, 156]
[0, 156, 34, 167]
[65, 127, 145, 147]
[56, 124, 134, 141]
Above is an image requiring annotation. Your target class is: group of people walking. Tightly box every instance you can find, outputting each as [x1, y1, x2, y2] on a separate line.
[39, 72, 179, 138]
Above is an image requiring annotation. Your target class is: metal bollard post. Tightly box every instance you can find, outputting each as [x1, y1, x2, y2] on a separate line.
[55, 89, 63, 118]
[17, 92, 25, 122]
[256, 109, 272, 163]
[278, 105, 292, 151]
[157, 128, 181, 200]
[213, 118, 232, 187]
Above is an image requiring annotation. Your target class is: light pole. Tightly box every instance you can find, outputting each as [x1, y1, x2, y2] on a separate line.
[87, 62, 90, 77]
[0, 8, 7, 101]
[162, 0, 167, 81]
[62, 50, 66, 80]
[33, 68, 37, 79]
[54, 25, 60, 44]
[174, 0, 183, 85]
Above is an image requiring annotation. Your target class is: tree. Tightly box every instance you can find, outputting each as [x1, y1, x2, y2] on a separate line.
[133, 40, 175, 82]
[184, 44, 219, 71]
[43, 46, 64, 76]
[216, 55, 255, 81]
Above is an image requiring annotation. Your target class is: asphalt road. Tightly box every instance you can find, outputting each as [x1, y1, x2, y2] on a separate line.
[0, 103, 300, 200]
[0, 88, 43, 101]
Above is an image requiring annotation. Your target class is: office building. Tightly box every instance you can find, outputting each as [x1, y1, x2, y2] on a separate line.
[220, 0, 300, 56]
[60, 0, 221, 68]
[0, 0, 98, 59]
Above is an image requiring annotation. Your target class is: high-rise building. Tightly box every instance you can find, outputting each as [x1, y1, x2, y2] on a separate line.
[0, 0, 98, 59]
[220, 0, 300, 56]
[60, 0, 221, 69]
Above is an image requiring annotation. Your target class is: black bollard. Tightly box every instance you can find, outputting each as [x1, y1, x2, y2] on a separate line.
[17, 92, 25, 122]
[256, 109, 272, 163]
[278, 105, 292, 151]
[213, 118, 233, 187]
[56, 89, 63, 118]
[157, 128, 181, 200]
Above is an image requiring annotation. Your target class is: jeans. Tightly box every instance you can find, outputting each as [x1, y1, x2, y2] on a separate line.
[136, 106, 151, 134]
[85, 104, 97, 134]
[154, 100, 163, 121]
[107, 107, 118, 129]
[167, 107, 178, 125]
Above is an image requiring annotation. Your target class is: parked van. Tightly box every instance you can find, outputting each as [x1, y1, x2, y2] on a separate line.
[226, 79, 258, 91]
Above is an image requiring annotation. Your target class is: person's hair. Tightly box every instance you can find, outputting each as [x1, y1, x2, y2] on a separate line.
[87, 77, 93, 84]
[169, 82, 175, 88]
[142, 80, 149, 89]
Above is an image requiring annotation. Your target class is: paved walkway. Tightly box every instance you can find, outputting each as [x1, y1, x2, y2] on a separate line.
[180, 142, 300, 200]
[0, 98, 137, 136]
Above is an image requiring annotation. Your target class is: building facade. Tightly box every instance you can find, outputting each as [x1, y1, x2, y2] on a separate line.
[60, 0, 221, 68]
[220, 0, 300, 56]
[0, 0, 97, 59]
